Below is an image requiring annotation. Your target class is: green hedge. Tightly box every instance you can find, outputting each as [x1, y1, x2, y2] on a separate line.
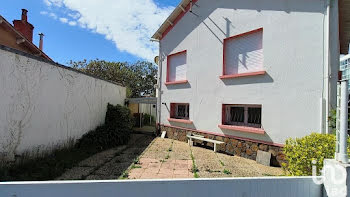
[283, 133, 350, 176]
[76, 104, 134, 150]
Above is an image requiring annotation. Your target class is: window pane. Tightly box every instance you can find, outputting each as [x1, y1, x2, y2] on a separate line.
[248, 107, 261, 126]
[230, 107, 244, 123]
[224, 29, 263, 75]
[176, 104, 189, 119]
[168, 52, 187, 82]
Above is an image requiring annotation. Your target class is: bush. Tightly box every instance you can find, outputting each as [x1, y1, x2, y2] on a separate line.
[283, 133, 350, 176]
[76, 104, 134, 150]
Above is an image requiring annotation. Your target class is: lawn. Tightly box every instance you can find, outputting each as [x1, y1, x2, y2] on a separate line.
[126, 138, 283, 179]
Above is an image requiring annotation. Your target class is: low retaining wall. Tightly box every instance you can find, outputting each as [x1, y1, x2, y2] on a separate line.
[160, 125, 286, 166]
[0, 177, 322, 197]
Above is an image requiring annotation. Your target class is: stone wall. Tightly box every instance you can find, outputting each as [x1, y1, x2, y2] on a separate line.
[161, 125, 286, 167]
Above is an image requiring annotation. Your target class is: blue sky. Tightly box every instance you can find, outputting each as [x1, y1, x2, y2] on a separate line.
[0, 0, 180, 65]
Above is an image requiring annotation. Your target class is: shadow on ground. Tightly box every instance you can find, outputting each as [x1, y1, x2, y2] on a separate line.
[56, 134, 155, 180]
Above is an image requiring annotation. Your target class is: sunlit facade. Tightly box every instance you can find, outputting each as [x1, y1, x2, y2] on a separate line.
[340, 54, 350, 90]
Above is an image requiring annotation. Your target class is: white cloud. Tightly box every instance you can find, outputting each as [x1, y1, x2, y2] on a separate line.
[59, 17, 68, 23]
[42, 0, 174, 60]
[49, 12, 58, 20]
[68, 21, 77, 26]
[44, 0, 63, 7]
[68, 13, 80, 19]
[40, 11, 48, 15]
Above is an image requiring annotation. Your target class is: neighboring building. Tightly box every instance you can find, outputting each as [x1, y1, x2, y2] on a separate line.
[0, 9, 52, 61]
[340, 54, 350, 90]
[152, 0, 348, 163]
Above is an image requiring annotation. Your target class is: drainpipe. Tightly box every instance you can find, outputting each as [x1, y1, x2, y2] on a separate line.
[323, 0, 331, 134]
[151, 38, 162, 134]
[157, 41, 163, 133]
[339, 80, 349, 164]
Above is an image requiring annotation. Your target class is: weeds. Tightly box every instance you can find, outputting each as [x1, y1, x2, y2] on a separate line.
[223, 169, 231, 175]
[190, 149, 199, 178]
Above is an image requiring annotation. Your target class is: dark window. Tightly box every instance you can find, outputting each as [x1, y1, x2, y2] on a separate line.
[224, 105, 261, 128]
[171, 103, 189, 120]
[230, 107, 244, 123]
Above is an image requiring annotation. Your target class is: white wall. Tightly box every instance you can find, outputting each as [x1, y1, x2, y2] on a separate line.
[160, 0, 333, 144]
[0, 177, 322, 197]
[0, 47, 126, 160]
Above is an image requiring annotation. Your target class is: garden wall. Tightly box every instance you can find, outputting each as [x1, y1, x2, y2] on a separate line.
[0, 46, 126, 161]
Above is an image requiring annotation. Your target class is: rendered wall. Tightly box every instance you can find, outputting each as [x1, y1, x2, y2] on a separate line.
[0, 47, 126, 160]
[160, 0, 331, 144]
[0, 177, 322, 197]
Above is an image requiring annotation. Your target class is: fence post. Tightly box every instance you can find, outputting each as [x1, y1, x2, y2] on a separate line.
[339, 80, 349, 164]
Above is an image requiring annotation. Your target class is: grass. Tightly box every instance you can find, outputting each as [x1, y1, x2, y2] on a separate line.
[223, 169, 232, 175]
[120, 171, 129, 179]
[190, 149, 199, 178]
[219, 160, 225, 166]
[130, 164, 142, 169]
[164, 140, 174, 160]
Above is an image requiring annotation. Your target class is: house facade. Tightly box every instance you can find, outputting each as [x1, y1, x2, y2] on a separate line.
[340, 54, 350, 90]
[153, 0, 345, 164]
[0, 9, 52, 61]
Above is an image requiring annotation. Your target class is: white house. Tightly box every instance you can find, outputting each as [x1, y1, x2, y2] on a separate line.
[152, 0, 348, 164]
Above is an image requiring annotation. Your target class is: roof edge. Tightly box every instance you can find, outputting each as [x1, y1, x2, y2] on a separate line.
[152, 0, 198, 40]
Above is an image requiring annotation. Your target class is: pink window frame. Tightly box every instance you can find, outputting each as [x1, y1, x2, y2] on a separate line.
[221, 28, 265, 79]
[219, 104, 265, 135]
[168, 103, 193, 124]
[165, 50, 188, 85]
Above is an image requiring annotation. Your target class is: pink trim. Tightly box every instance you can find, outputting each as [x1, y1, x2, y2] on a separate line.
[166, 50, 187, 83]
[160, 124, 284, 147]
[165, 80, 188, 85]
[168, 118, 193, 124]
[222, 28, 263, 76]
[220, 71, 266, 79]
[218, 125, 265, 135]
[161, 0, 199, 40]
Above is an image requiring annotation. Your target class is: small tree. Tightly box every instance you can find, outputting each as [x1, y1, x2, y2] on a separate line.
[70, 59, 157, 98]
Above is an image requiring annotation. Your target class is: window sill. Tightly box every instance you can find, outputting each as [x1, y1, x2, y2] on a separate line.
[218, 124, 265, 135]
[220, 71, 266, 79]
[165, 80, 188, 85]
[168, 118, 193, 124]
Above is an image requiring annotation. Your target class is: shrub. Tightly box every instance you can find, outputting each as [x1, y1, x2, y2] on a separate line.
[283, 133, 350, 176]
[76, 104, 134, 150]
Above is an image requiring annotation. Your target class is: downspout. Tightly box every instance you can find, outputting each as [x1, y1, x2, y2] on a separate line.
[323, 0, 331, 134]
[157, 40, 163, 134]
[150, 37, 162, 135]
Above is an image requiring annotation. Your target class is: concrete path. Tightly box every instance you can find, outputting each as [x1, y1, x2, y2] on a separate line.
[56, 133, 154, 180]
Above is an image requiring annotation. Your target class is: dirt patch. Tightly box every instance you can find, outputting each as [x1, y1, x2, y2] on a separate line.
[127, 137, 283, 179]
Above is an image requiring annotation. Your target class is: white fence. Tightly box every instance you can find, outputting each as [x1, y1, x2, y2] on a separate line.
[0, 177, 322, 197]
[0, 46, 126, 160]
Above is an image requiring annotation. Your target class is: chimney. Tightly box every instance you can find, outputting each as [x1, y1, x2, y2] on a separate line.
[39, 33, 44, 51]
[21, 9, 28, 22]
[13, 9, 34, 42]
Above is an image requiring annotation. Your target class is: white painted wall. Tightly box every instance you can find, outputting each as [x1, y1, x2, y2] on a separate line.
[0, 177, 322, 197]
[159, 0, 335, 144]
[0, 48, 126, 160]
[139, 104, 157, 118]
